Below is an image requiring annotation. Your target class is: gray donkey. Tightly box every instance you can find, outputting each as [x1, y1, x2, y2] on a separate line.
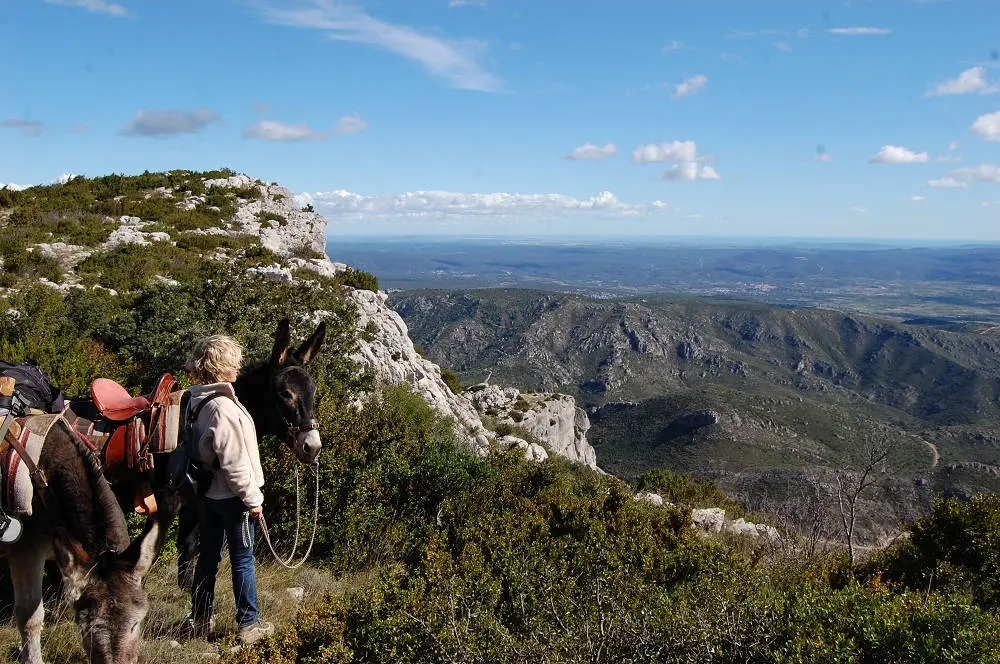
[2, 416, 171, 664]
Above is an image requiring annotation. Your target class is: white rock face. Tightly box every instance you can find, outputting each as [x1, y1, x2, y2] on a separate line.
[725, 518, 780, 541]
[206, 176, 326, 257]
[692, 508, 726, 533]
[499, 435, 549, 462]
[35, 242, 92, 269]
[347, 288, 492, 453]
[466, 384, 599, 469]
[103, 216, 171, 249]
[634, 491, 665, 506]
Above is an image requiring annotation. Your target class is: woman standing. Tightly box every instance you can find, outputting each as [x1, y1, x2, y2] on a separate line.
[182, 334, 274, 645]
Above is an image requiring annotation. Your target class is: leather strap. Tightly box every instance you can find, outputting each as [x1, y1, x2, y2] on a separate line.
[4, 423, 51, 504]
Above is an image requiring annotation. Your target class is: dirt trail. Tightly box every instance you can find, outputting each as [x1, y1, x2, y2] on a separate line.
[923, 440, 940, 469]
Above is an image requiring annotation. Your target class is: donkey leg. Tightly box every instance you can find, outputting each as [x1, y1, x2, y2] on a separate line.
[9, 549, 46, 664]
[176, 500, 200, 590]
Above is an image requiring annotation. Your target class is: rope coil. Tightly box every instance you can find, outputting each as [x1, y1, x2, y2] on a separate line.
[257, 460, 321, 569]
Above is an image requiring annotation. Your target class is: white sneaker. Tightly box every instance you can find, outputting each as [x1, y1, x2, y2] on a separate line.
[237, 621, 274, 645]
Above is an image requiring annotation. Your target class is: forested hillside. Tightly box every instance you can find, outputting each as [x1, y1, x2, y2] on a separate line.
[2, 173, 1000, 663]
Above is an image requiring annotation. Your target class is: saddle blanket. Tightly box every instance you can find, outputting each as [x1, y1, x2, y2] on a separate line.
[1, 413, 61, 516]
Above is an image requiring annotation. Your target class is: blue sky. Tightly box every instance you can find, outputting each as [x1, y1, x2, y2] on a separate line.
[3, 0, 1000, 240]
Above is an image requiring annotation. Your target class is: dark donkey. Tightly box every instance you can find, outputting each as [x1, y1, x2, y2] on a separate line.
[174, 317, 326, 588]
[1, 416, 173, 664]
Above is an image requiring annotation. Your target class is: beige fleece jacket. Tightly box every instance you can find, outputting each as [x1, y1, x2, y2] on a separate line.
[188, 382, 265, 508]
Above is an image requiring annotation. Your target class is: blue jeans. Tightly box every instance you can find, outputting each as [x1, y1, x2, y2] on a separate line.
[191, 496, 259, 628]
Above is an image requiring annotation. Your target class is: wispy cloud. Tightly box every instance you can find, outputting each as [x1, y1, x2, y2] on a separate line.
[775, 42, 792, 52]
[334, 113, 368, 134]
[814, 153, 833, 163]
[253, 102, 271, 113]
[255, 0, 502, 92]
[674, 74, 707, 98]
[243, 120, 330, 141]
[849, 206, 868, 213]
[911, 195, 925, 201]
[43, 0, 128, 17]
[632, 140, 699, 164]
[565, 142, 618, 160]
[827, 27, 892, 36]
[1, 118, 45, 137]
[663, 163, 721, 181]
[633, 140, 720, 180]
[949, 164, 1000, 184]
[926, 66, 997, 96]
[868, 145, 930, 164]
[448, 0, 486, 6]
[662, 40, 684, 53]
[119, 108, 221, 137]
[295, 189, 671, 220]
[948, 140, 960, 151]
[972, 111, 1000, 141]
[927, 176, 969, 189]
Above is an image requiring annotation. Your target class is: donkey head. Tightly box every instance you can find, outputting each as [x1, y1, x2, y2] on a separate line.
[54, 513, 166, 664]
[266, 318, 326, 464]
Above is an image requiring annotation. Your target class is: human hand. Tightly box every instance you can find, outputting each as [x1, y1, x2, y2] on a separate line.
[249, 505, 263, 519]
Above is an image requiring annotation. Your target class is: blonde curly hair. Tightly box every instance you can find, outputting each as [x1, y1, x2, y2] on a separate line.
[186, 334, 244, 384]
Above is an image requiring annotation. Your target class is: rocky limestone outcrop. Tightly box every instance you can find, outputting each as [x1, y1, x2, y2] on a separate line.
[466, 384, 599, 469]
[347, 288, 493, 454]
[204, 175, 326, 257]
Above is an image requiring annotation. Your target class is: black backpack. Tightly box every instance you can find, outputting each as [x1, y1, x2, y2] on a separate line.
[166, 392, 227, 498]
[0, 360, 65, 415]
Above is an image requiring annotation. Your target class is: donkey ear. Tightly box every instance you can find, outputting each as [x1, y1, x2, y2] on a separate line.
[117, 514, 164, 580]
[53, 534, 90, 600]
[294, 321, 327, 366]
[270, 318, 292, 367]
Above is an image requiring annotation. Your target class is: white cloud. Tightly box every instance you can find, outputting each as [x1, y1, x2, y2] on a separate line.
[927, 177, 969, 189]
[937, 155, 962, 163]
[948, 140, 959, 151]
[662, 163, 721, 181]
[1, 183, 28, 191]
[334, 114, 368, 134]
[775, 42, 791, 52]
[827, 27, 892, 36]
[720, 52, 745, 63]
[120, 108, 220, 137]
[257, 1, 501, 92]
[796, 28, 809, 38]
[814, 153, 833, 163]
[972, 111, 1000, 141]
[43, 0, 128, 17]
[674, 74, 707, 98]
[294, 189, 671, 221]
[448, 0, 486, 6]
[243, 120, 330, 142]
[868, 145, 930, 164]
[632, 140, 699, 164]
[662, 40, 684, 53]
[950, 164, 1000, 184]
[911, 195, 925, 201]
[54, 173, 79, 184]
[926, 67, 997, 96]
[565, 142, 617, 160]
[849, 206, 868, 213]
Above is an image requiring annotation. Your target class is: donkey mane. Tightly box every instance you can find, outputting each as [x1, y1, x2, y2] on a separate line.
[43, 424, 130, 557]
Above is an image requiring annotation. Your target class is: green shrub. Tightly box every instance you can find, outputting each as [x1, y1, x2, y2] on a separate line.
[257, 211, 288, 228]
[440, 368, 462, 394]
[336, 267, 379, 292]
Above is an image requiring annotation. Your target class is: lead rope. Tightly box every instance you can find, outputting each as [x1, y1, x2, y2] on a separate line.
[257, 459, 321, 569]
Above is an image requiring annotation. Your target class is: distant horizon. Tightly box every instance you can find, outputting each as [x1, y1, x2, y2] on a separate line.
[328, 233, 1000, 249]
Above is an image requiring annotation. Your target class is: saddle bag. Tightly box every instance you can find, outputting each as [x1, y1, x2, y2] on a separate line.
[0, 360, 65, 415]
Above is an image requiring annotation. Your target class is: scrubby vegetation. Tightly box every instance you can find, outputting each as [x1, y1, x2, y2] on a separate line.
[2, 172, 1000, 663]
